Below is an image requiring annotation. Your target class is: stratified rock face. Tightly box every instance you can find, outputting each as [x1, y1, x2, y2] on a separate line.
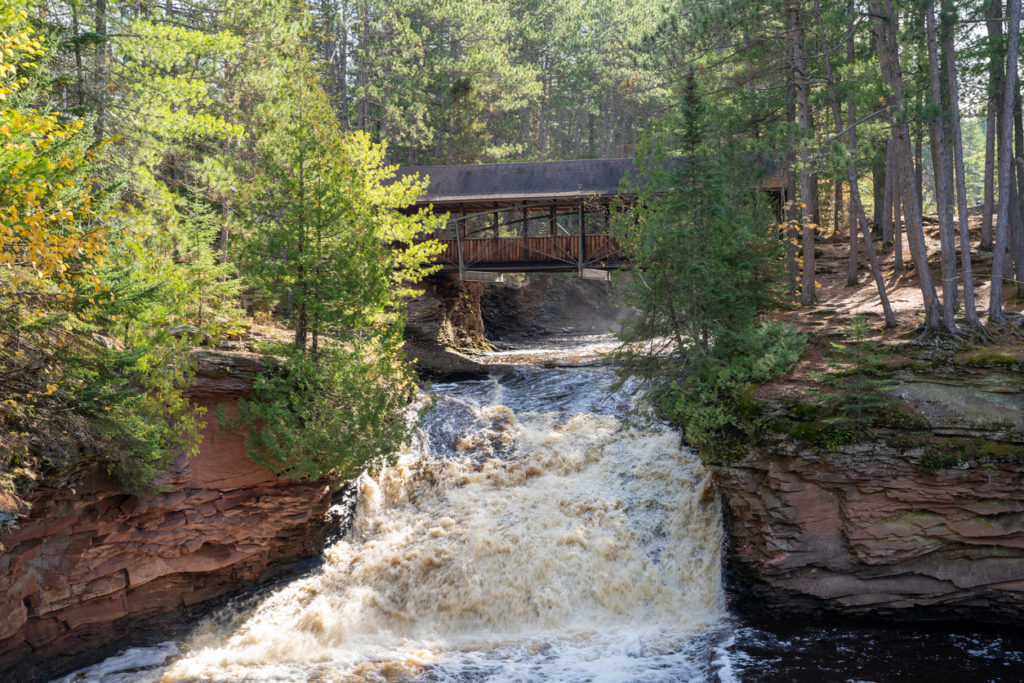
[714, 370, 1024, 621]
[481, 274, 629, 339]
[0, 352, 334, 680]
[406, 275, 487, 348]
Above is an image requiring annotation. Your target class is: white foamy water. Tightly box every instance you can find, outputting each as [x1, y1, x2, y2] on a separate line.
[61, 340, 728, 682]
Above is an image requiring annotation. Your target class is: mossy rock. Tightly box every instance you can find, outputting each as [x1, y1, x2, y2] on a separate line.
[976, 441, 1024, 463]
[790, 418, 861, 449]
[873, 405, 930, 430]
[955, 350, 1023, 370]
[916, 448, 965, 473]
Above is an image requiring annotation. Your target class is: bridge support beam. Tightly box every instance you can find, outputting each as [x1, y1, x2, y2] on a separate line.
[577, 203, 585, 275]
[456, 206, 465, 276]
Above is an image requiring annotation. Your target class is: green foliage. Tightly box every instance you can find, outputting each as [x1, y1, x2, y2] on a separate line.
[916, 447, 964, 473]
[228, 41, 440, 481]
[1, 4, 201, 497]
[238, 45, 442, 352]
[305, 0, 668, 163]
[613, 74, 805, 461]
[235, 336, 416, 481]
[658, 322, 807, 460]
[913, 439, 1021, 475]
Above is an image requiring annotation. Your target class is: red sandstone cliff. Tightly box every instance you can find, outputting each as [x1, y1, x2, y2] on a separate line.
[0, 351, 335, 680]
[714, 368, 1024, 621]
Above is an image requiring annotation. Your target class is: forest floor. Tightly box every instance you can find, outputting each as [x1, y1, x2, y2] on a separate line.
[761, 207, 1024, 401]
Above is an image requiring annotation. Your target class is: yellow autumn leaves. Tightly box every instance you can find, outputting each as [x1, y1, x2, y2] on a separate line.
[1, 7, 108, 314]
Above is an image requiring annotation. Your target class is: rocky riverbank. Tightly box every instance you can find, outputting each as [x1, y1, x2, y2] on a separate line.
[714, 361, 1024, 622]
[0, 352, 339, 681]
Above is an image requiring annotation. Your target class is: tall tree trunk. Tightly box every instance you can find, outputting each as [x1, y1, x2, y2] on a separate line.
[914, 98, 925, 217]
[982, 0, 1004, 250]
[869, 0, 943, 333]
[810, 171, 821, 230]
[785, 78, 800, 298]
[990, 0, 1022, 322]
[94, 0, 108, 140]
[872, 154, 886, 233]
[219, 199, 229, 265]
[538, 69, 549, 159]
[1012, 91, 1024, 298]
[789, 0, 816, 305]
[340, 0, 350, 129]
[926, 3, 959, 331]
[294, 161, 308, 353]
[881, 145, 894, 244]
[1012, 178, 1024, 299]
[894, 191, 904, 270]
[983, 111, 998, 251]
[941, 0, 979, 325]
[846, 0, 859, 286]
[834, 180, 844, 235]
[356, 0, 370, 133]
[71, 1, 84, 110]
[814, 0, 895, 324]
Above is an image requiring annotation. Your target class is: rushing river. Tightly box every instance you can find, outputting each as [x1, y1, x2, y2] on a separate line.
[60, 337, 1024, 682]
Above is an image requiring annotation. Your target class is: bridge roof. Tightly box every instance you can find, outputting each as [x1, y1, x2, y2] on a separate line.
[396, 157, 781, 209]
[397, 158, 649, 207]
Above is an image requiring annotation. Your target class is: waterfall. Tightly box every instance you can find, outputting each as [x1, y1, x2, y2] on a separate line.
[62, 341, 728, 682]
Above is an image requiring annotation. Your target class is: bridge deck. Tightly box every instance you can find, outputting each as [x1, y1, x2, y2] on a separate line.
[434, 234, 626, 273]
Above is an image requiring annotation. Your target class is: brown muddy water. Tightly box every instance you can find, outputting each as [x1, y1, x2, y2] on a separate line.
[57, 337, 1024, 682]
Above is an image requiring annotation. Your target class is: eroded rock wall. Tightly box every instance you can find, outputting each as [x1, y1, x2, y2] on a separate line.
[481, 273, 629, 339]
[714, 369, 1024, 621]
[0, 352, 335, 680]
[406, 275, 486, 348]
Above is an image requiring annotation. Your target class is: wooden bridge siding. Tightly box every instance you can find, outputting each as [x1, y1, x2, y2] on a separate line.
[434, 234, 623, 269]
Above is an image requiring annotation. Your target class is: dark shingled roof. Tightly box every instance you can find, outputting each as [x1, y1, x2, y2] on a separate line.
[396, 157, 783, 206]
[397, 158, 645, 204]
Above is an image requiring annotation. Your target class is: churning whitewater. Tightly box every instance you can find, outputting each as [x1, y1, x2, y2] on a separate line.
[63, 338, 729, 682]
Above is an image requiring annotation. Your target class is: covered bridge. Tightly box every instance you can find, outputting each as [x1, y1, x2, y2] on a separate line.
[396, 157, 781, 280]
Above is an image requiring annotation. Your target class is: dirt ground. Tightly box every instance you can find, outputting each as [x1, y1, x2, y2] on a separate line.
[763, 207, 1024, 398]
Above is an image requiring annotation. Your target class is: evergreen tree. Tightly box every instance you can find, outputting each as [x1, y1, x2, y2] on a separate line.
[233, 45, 443, 480]
[614, 74, 804, 459]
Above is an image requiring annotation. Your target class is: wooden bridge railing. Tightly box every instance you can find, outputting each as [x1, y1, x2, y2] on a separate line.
[434, 233, 626, 272]
[425, 199, 629, 276]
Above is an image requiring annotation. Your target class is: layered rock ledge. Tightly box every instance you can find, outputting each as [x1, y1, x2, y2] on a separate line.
[714, 367, 1024, 621]
[0, 351, 335, 680]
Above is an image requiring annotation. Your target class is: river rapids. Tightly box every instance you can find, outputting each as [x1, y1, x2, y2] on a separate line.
[59, 336, 1024, 682]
